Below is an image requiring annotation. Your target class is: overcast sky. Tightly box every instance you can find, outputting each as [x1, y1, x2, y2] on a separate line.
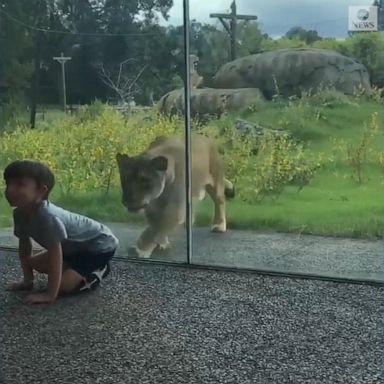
[162, 0, 375, 38]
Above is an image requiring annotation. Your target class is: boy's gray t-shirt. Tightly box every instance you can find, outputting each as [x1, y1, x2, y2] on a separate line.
[13, 201, 119, 255]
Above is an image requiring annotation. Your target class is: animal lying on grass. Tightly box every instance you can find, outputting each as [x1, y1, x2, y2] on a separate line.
[116, 135, 235, 258]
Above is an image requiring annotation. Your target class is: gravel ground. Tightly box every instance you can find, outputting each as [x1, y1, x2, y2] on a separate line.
[1, 249, 383, 384]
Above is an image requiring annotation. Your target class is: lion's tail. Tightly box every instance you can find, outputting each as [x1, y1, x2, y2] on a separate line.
[224, 178, 235, 199]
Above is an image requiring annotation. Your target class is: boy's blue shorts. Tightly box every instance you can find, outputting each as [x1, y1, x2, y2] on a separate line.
[63, 249, 116, 278]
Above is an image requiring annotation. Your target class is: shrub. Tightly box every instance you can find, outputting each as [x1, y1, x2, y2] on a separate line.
[345, 112, 380, 184]
[331, 112, 381, 184]
[300, 88, 356, 108]
[0, 108, 181, 194]
[314, 33, 384, 89]
[5, 99, 380, 205]
[199, 119, 321, 202]
[0, 100, 30, 133]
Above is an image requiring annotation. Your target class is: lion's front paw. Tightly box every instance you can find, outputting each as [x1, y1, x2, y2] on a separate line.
[128, 246, 152, 258]
[211, 223, 227, 233]
[157, 237, 170, 251]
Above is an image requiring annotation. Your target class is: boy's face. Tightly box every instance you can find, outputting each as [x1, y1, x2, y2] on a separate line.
[4, 177, 48, 209]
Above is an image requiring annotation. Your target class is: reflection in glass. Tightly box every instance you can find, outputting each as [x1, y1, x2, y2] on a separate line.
[186, 0, 384, 281]
[0, 0, 189, 263]
[0, 0, 383, 280]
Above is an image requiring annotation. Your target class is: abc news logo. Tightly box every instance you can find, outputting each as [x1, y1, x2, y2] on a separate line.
[348, 6, 378, 31]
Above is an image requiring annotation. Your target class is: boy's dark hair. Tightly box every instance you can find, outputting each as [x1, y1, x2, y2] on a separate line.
[3, 160, 55, 198]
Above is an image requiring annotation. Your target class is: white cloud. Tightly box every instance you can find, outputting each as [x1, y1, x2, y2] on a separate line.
[161, 0, 375, 37]
[164, 0, 229, 25]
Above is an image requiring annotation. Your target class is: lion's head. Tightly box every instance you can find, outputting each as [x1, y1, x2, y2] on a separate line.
[116, 153, 168, 213]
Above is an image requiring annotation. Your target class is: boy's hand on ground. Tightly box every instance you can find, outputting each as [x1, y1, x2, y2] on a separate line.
[6, 280, 34, 291]
[24, 292, 56, 305]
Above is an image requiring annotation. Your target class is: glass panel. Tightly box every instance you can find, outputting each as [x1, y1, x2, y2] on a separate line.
[0, 0, 188, 263]
[187, 0, 384, 281]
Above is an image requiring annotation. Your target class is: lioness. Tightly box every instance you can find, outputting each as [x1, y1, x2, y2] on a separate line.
[116, 135, 234, 258]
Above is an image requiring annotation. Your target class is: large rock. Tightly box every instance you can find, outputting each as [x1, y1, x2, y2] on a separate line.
[234, 119, 289, 140]
[213, 48, 371, 99]
[158, 87, 264, 117]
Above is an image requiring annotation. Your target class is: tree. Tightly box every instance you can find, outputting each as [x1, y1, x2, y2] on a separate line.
[285, 26, 322, 44]
[95, 58, 147, 104]
[1, 0, 36, 103]
[237, 21, 264, 56]
[0, 0, 67, 127]
[54, 0, 175, 104]
[1, 0, 176, 110]
[164, 22, 230, 88]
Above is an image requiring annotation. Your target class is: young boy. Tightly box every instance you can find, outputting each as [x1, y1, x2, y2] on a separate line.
[4, 160, 119, 305]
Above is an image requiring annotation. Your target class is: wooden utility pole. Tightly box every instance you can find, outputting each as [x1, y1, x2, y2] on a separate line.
[53, 52, 71, 112]
[30, 31, 42, 129]
[210, 1, 258, 61]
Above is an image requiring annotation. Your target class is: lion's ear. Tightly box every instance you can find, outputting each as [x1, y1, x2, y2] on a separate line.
[150, 156, 168, 172]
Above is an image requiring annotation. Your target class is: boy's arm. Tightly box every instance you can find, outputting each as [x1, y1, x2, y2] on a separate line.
[24, 242, 63, 305]
[6, 237, 34, 291]
[19, 237, 34, 284]
[46, 242, 63, 300]
[24, 214, 66, 304]
[7, 209, 34, 289]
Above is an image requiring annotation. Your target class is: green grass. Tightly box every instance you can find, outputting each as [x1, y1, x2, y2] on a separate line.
[1, 97, 383, 238]
[1, 167, 382, 238]
[243, 100, 383, 151]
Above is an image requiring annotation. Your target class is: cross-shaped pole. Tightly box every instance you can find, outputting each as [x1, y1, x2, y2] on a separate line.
[377, 0, 384, 31]
[53, 52, 71, 111]
[210, 1, 258, 61]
